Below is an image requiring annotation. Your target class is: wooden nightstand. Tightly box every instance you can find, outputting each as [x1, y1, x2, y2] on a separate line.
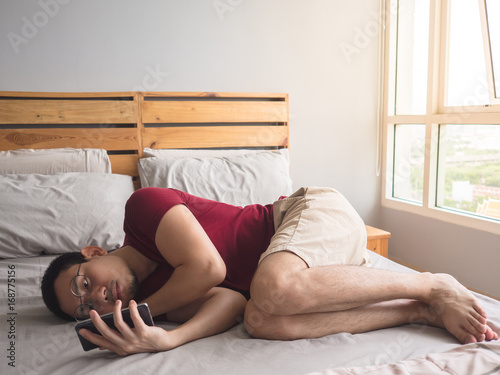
[365, 225, 391, 258]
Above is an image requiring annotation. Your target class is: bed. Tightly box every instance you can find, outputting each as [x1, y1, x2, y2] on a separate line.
[1, 91, 499, 375]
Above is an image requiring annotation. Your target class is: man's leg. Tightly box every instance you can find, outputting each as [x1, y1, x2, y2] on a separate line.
[244, 297, 498, 343]
[245, 299, 437, 340]
[248, 251, 497, 344]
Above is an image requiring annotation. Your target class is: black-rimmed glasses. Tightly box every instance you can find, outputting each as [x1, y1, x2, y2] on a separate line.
[69, 260, 101, 321]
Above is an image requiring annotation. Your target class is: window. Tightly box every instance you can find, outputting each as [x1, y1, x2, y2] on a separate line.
[382, 0, 500, 233]
[436, 124, 500, 218]
[447, 0, 488, 106]
[393, 0, 430, 114]
[393, 124, 425, 203]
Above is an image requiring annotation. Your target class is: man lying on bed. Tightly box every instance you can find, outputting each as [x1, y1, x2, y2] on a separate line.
[41, 187, 498, 356]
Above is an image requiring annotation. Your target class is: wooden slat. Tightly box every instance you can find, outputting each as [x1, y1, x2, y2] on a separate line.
[0, 128, 139, 150]
[109, 154, 139, 176]
[0, 91, 135, 99]
[143, 126, 289, 149]
[142, 101, 288, 123]
[0, 100, 137, 124]
[142, 91, 288, 99]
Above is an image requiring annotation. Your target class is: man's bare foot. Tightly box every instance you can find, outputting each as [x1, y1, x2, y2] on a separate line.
[423, 273, 494, 344]
[410, 298, 499, 344]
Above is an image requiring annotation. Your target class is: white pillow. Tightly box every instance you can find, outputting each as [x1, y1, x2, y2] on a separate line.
[142, 147, 278, 159]
[138, 149, 293, 206]
[0, 148, 111, 174]
[0, 173, 134, 259]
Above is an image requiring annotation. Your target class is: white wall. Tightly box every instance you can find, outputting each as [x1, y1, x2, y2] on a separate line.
[381, 209, 500, 299]
[0, 0, 381, 224]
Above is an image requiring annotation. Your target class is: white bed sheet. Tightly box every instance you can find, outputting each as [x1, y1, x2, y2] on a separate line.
[1, 252, 499, 375]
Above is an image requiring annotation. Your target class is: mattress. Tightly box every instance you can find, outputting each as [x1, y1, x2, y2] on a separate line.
[1, 251, 499, 375]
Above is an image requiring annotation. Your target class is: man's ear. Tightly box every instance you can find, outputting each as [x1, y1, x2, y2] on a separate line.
[80, 246, 107, 259]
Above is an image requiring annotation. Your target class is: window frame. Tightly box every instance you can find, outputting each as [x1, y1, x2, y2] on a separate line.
[479, 0, 500, 105]
[381, 0, 500, 235]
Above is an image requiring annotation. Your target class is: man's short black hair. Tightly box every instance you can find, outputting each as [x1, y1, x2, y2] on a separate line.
[41, 252, 88, 321]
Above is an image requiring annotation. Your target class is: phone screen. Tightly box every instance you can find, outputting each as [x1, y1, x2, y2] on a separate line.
[75, 303, 154, 351]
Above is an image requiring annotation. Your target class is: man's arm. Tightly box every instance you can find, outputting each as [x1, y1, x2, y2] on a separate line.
[142, 204, 227, 317]
[79, 287, 247, 355]
[161, 287, 247, 349]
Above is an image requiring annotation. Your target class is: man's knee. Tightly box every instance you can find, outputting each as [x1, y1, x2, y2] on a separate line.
[244, 299, 297, 340]
[250, 272, 308, 315]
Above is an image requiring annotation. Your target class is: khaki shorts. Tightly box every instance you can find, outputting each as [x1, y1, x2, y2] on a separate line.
[259, 187, 371, 268]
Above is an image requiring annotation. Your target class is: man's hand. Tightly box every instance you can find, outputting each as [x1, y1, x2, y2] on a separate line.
[79, 287, 247, 356]
[78, 300, 175, 356]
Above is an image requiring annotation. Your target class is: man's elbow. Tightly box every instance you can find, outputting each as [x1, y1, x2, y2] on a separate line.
[205, 258, 226, 286]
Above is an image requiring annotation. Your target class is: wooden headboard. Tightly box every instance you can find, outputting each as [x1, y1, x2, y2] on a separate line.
[0, 91, 289, 182]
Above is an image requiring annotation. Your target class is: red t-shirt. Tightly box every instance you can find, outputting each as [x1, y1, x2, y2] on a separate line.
[122, 188, 275, 301]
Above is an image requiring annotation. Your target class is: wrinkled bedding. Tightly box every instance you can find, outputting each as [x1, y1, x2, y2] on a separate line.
[309, 341, 500, 375]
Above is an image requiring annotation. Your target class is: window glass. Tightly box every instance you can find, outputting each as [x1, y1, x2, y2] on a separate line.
[447, 0, 489, 106]
[394, 0, 430, 114]
[393, 124, 426, 203]
[437, 125, 500, 220]
[485, 0, 500, 98]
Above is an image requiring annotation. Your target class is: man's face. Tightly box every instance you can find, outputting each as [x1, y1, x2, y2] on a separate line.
[54, 254, 138, 319]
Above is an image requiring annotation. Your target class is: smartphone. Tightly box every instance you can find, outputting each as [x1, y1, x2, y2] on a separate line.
[75, 303, 154, 351]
